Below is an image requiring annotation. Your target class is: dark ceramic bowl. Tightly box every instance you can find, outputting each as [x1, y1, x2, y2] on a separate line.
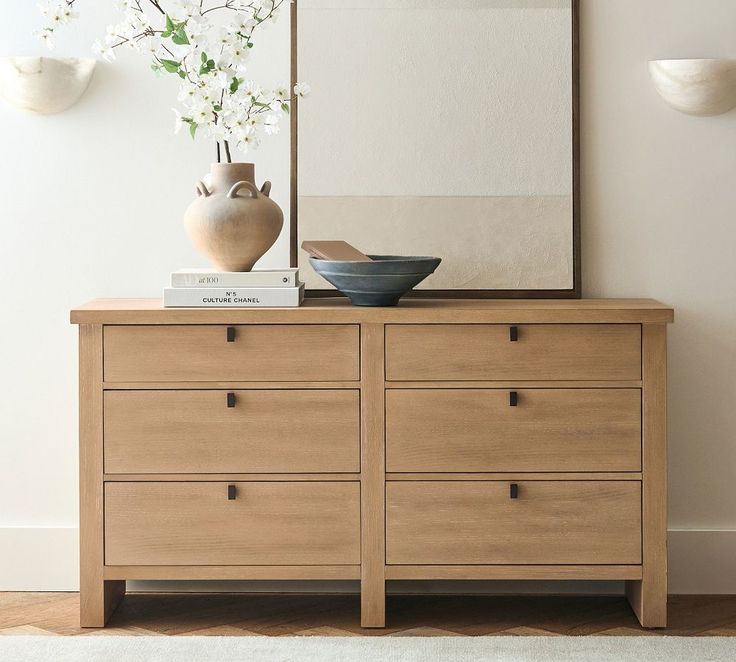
[309, 255, 442, 307]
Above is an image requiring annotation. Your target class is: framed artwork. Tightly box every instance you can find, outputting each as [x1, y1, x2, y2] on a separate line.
[290, 0, 580, 298]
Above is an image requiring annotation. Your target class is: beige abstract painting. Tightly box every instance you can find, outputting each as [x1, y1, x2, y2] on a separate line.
[297, 0, 574, 291]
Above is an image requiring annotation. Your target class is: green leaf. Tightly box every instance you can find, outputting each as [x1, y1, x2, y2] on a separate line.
[201, 51, 208, 64]
[165, 15, 175, 33]
[230, 77, 240, 93]
[281, 102, 290, 114]
[160, 59, 181, 74]
[172, 28, 189, 45]
[178, 70, 186, 79]
[189, 122, 198, 139]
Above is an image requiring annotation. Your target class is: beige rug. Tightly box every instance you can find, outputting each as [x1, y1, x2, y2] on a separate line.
[1, 635, 736, 662]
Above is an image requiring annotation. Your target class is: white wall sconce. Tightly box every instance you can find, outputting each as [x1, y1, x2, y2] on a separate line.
[0, 56, 96, 115]
[649, 59, 736, 117]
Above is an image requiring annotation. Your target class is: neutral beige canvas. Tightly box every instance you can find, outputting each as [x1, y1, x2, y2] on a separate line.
[298, 1, 574, 290]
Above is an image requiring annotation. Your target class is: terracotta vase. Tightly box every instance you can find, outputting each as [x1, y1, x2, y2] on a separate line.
[184, 163, 284, 272]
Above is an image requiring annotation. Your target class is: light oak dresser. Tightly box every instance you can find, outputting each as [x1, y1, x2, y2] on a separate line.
[71, 298, 674, 628]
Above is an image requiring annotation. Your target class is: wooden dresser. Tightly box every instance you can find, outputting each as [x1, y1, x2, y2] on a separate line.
[71, 298, 673, 628]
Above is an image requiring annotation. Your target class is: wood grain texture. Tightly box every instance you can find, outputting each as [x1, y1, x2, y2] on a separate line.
[386, 380, 643, 389]
[103, 381, 359, 390]
[388, 473, 643, 482]
[71, 298, 674, 325]
[104, 390, 360, 474]
[385, 565, 643, 580]
[386, 389, 641, 473]
[360, 323, 386, 628]
[78, 325, 124, 627]
[387, 481, 642, 565]
[627, 324, 668, 628]
[104, 566, 360, 581]
[104, 482, 360, 566]
[103, 324, 360, 382]
[105, 473, 360, 482]
[385, 324, 642, 381]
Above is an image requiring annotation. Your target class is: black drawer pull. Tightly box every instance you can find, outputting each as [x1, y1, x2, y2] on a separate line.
[509, 391, 518, 407]
[509, 326, 519, 342]
[226, 326, 236, 342]
[227, 392, 236, 408]
[228, 485, 237, 500]
[510, 484, 519, 499]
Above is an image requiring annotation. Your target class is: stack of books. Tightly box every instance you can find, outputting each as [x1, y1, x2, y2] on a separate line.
[163, 268, 304, 308]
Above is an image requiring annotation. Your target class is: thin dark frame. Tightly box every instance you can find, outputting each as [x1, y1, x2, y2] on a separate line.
[290, 0, 581, 300]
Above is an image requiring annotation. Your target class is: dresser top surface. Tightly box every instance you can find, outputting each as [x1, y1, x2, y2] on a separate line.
[71, 298, 674, 325]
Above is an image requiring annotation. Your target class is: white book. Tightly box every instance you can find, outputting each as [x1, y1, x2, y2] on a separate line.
[163, 284, 305, 308]
[171, 268, 299, 288]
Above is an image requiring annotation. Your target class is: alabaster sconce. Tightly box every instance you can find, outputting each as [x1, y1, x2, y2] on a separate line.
[0, 56, 96, 115]
[649, 58, 736, 117]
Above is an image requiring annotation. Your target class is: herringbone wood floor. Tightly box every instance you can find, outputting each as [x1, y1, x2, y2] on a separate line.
[1, 593, 736, 637]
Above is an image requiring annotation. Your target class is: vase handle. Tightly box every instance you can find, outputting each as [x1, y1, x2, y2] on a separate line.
[260, 181, 272, 198]
[195, 181, 211, 198]
[228, 181, 259, 199]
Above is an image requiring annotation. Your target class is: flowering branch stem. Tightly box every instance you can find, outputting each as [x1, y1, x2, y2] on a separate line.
[38, 0, 306, 159]
[146, 0, 165, 15]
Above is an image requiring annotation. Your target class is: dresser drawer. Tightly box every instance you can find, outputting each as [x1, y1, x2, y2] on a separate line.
[105, 482, 360, 566]
[103, 325, 360, 382]
[387, 389, 641, 473]
[387, 481, 641, 565]
[385, 324, 641, 381]
[104, 390, 360, 474]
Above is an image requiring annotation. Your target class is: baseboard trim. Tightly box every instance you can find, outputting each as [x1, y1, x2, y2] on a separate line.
[2, 527, 734, 594]
[668, 529, 736, 594]
[0, 527, 79, 591]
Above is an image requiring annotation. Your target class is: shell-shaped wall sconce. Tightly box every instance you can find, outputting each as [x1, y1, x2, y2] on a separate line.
[0, 56, 96, 115]
[649, 59, 736, 117]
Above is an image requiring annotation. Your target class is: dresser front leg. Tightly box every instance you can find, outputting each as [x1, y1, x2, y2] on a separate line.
[79, 324, 125, 627]
[360, 323, 386, 628]
[627, 323, 668, 629]
[361, 575, 386, 628]
[626, 579, 666, 628]
[80, 579, 125, 628]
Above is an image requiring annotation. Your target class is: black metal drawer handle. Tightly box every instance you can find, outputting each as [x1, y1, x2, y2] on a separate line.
[509, 326, 519, 342]
[226, 326, 236, 342]
[509, 391, 518, 407]
[227, 392, 236, 408]
[510, 483, 519, 499]
[228, 485, 237, 500]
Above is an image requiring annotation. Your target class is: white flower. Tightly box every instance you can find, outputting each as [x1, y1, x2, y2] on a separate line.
[92, 40, 116, 63]
[227, 44, 250, 70]
[264, 115, 280, 136]
[38, 0, 306, 158]
[242, 80, 262, 99]
[172, 108, 184, 134]
[237, 133, 259, 153]
[38, 29, 55, 50]
[294, 82, 311, 98]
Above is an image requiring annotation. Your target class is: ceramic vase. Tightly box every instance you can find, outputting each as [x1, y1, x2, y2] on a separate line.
[184, 163, 284, 272]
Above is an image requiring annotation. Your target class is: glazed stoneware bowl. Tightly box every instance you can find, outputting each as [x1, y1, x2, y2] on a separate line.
[309, 255, 442, 307]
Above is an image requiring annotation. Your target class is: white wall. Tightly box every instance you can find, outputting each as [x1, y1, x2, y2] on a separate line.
[1, 0, 736, 592]
[0, 1, 290, 586]
[580, 0, 736, 529]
